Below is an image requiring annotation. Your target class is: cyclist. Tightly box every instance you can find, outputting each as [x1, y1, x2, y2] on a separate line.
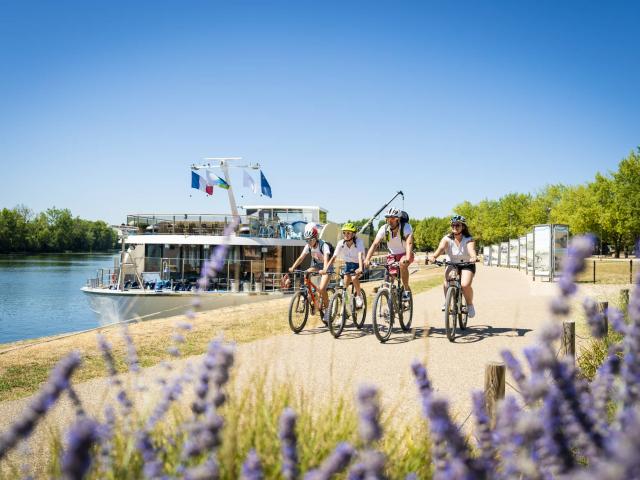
[428, 214, 478, 318]
[364, 207, 414, 301]
[288, 224, 333, 314]
[320, 222, 365, 308]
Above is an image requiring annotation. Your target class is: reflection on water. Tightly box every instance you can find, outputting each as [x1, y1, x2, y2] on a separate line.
[0, 253, 116, 344]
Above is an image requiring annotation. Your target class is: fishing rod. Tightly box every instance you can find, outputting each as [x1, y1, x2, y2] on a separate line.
[357, 190, 404, 235]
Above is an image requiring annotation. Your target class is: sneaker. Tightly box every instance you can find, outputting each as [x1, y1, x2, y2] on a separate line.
[355, 295, 363, 309]
[402, 290, 411, 301]
[441, 303, 446, 312]
[467, 305, 476, 318]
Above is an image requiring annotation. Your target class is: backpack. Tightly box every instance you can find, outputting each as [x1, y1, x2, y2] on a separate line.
[385, 211, 410, 243]
[318, 239, 335, 259]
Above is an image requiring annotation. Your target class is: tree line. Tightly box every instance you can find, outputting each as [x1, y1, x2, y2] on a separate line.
[0, 206, 118, 254]
[350, 148, 640, 257]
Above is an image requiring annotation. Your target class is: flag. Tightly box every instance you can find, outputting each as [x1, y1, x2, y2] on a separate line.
[260, 170, 272, 198]
[204, 170, 231, 190]
[213, 174, 230, 190]
[243, 170, 258, 193]
[191, 171, 213, 195]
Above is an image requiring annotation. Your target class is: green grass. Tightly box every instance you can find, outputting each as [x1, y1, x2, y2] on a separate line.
[575, 259, 638, 284]
[41, 371, 433, 479]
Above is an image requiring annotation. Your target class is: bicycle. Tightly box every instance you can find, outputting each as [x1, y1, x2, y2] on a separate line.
[433, 260, 475, 342]
[371, 261, 413, 343]
[327, 269, 367, 338]
[288, 270, 336, 334]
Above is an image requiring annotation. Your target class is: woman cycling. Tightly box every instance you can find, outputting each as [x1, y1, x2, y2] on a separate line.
[428, 215, 478, 318]
[321, 222, 365, 308]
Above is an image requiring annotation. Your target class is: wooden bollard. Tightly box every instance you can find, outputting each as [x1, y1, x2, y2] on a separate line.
[561, 321, 575, 361]
[620, 289, 630, 316]
[597, 301, 609, 334]
[484, 361, 506, 428]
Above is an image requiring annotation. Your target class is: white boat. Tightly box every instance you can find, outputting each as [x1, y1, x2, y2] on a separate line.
[82, 158, 339, 323]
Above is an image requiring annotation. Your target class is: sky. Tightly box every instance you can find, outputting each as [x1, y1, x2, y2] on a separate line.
[0, 0, 639, 225]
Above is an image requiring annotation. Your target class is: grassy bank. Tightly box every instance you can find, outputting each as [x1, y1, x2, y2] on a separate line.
[0, 267, 442, 402]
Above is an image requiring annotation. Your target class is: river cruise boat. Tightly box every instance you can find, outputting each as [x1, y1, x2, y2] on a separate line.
[81, 203, 344, 323]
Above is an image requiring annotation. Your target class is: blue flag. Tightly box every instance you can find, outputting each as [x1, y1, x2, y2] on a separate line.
[260, 170, 272, 198]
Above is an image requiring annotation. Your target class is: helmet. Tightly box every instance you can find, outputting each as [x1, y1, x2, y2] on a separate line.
[384, 207, 401, 218]
[450, 215, 467, 225]
[303, 226, 318, 240]
[341, 222, 357, 233]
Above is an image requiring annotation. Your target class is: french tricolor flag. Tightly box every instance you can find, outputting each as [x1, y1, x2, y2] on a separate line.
[191, 171, 213, 195]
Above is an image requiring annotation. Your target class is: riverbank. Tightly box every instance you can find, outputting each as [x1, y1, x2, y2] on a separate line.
[0, 267, 443, 401]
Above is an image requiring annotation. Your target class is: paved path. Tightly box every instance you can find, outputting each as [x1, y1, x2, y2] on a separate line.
[0, 265, 557, 473]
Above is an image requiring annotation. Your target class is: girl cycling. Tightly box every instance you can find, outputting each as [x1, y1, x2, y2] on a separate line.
[428, 215, 478, 318]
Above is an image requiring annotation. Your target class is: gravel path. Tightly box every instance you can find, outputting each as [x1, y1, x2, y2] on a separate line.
[0, 264, 558, 473]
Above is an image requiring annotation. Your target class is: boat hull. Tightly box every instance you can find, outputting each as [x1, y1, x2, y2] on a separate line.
[81, 287, 284, 324]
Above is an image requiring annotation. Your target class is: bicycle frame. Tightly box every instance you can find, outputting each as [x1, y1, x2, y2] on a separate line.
[293, 270, 326, 311]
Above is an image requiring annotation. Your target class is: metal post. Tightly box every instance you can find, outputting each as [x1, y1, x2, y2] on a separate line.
[593, 260, 596, 284]
[484, 361, 505, 429]
[631, 260, 634, 285]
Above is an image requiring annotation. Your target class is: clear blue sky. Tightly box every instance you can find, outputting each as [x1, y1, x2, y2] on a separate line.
[1, 0, 638, 224]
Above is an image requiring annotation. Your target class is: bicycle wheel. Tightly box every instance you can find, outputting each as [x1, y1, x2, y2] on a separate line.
[458, 293, 468, 330]
[288, 291, 309, 333]
[328, 291, 345, 338]
[353, 289, 367, 329]
[399, 289, 413, 331]
[321, 287, 336, 324]
[372, 289, 393, 343]
[444, 286, 458, 342]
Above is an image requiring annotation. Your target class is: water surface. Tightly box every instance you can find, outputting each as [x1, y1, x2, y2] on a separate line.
[0, 253, 116, 344]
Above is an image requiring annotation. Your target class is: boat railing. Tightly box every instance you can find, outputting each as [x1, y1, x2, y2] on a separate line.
[125, 213, 308, 239]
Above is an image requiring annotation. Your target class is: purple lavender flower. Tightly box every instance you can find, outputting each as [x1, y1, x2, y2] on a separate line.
[279, 408, 299, 480]
[540, 388, 575, 474]
[97, 335, 133, 414]
[60, 417, 99, 480]
[97, 406, 116, 475]
[471, 390, 496, 473]
[304, 442, 355, 480]
[120, 324, 140, 373]
[357, 385, 382, 446]
[0, 352, 81, 459]
[241, 449, 263, 480]
[184, 458, 220, 480]
[347, 449, 386, 480]
[67, 385, 86, 417]
[583, 297, 607, 338]
[411, 360, 432, 418]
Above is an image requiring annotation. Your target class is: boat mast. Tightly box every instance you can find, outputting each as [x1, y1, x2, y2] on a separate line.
[192, 157, 261, 222]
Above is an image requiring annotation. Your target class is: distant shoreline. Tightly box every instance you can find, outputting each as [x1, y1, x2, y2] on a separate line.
[0, 250, 118, 256]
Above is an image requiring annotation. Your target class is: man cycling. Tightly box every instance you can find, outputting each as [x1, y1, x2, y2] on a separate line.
[428, 214, 477, 318]
[364, 207, 414, 300]
[320, 222, 365, 308]
[288, 224, 333, 314]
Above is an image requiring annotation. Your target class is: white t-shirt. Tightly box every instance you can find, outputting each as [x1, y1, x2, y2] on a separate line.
[443, 235, 473, 262]
[375, 223, 413, 255]
[303, 240, 332, 264]
[334, 237, 365, 263]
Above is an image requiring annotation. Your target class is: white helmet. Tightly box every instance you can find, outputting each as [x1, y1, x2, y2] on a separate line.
[384, 207, 401, 218]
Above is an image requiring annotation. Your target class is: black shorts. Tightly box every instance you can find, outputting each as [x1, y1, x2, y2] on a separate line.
[459, 264, 476, 274]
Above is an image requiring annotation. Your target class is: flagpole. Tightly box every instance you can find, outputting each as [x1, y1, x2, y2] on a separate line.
[219, 160, 240, 221]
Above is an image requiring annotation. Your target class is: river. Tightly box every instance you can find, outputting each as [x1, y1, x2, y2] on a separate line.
[0, 253, 116, 344]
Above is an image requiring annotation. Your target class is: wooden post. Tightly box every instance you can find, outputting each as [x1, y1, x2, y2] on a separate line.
[593, 260, 596, 284]
[484, 361, 506, 428]
[620, 289, 630, 316]
[631, 260, 634, 285]
[561, 321, 575, 361]
[597, 301, 609, 334]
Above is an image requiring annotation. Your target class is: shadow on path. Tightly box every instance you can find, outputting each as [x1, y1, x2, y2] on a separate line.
[423, 324, 532, 343]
